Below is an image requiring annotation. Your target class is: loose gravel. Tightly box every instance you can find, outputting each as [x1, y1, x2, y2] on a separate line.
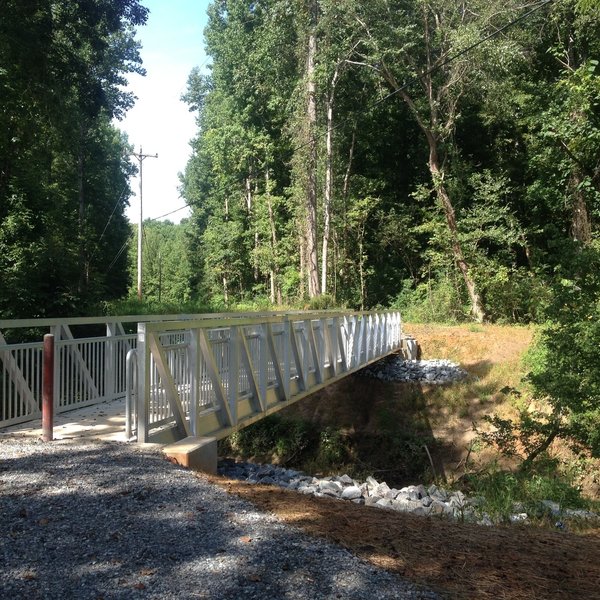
[0, 438, 442, 599]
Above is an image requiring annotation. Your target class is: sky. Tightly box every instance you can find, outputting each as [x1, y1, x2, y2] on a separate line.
[119, 0, 211, 224]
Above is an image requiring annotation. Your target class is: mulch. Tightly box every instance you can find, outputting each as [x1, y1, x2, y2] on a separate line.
[209, 475, 600, 600]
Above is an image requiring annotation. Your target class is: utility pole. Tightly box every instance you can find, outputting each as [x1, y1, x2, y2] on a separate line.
[130, 146, 158, 301]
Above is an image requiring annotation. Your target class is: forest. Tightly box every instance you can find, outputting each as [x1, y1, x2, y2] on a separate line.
[175, 0, 600, 465]
[180, 0, 600, 324]
[2, 0, 598, 320]
[1, 1, 599, 462]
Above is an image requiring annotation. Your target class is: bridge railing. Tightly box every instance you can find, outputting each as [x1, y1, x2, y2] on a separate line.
[0, 310, 402, 432]
[0, 317, 141, 428]
[134, 310, 402, 444]
[0, 311, 288, 428]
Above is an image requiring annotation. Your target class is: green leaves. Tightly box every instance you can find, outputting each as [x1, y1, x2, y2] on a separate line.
[0, 1, 146, 317]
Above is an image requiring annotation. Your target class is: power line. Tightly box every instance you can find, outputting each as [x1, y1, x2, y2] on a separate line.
[104, 205, 191, 275]
[149, 205, 191, 221]
[375, 0, 555, 106]
[98, 184, 129, 244]
[106, 232, 134, 273]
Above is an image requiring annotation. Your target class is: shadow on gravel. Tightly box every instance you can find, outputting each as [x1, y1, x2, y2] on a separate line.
[0, 441, 437, 599]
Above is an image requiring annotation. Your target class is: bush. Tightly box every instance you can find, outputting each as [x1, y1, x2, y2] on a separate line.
[391, 277, 469, 323]
[306, 294, 338, 311]
[221, 415, 316, 464]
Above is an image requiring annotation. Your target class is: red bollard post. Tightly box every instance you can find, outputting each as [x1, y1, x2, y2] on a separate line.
[42, 333, 54, 442]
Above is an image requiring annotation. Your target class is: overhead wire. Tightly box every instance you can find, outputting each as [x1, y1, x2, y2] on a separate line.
[374, 0, 554, 106]
[105, 0, 555, 275]
[104, 205, 190, 273]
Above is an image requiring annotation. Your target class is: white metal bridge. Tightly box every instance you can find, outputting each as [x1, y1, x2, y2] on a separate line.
[0, 310, 404, 444]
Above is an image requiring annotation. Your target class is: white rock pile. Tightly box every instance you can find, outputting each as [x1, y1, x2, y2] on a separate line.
[361, 357, 468, 384]
[219, 461, 479, 522]
[218, 460, 599, 526]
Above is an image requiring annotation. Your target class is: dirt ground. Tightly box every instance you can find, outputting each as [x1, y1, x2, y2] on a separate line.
[212, 324, 600, 599]
[210, 475, 600, 600]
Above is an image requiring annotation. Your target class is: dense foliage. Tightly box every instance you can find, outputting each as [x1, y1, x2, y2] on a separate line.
[1, 0, 600, 466]
[177, 0, 600, 465]
[180, 0, 600, 321]
[0, 0, 147, 317]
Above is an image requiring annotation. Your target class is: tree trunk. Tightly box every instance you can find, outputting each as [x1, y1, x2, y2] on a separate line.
[245, 175, 259, 281]
[266, 169, 280, 305]
[77, 124, 86, 293]
[428, 136, 486, 322]
[305, 0, 320, 298]
[299, 230, 306, 299]
[570, 170, 592, 244]
[358, 226, 366, 310]
[223, 276, 228, 304]
[321, 65, 340, 295]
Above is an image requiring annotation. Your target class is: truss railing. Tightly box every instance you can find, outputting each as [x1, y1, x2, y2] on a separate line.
[0, 318, 139, 428]
[0, 312, 271, 428]
[134, 311, 402, 444]
[0, 310, 402, 432]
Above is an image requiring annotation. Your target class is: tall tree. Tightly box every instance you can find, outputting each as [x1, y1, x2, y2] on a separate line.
[347, 0, 536, 321]
[0, 0, 147, 317]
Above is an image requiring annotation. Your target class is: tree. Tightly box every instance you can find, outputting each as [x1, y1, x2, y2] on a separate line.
[0, 0, 147, 317]
[345, 0, 541, 321]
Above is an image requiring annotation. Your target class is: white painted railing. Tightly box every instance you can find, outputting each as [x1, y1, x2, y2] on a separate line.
[134, 311, 402, 444]
[0, 310, 402, 433]
[0, 318, 139, 428]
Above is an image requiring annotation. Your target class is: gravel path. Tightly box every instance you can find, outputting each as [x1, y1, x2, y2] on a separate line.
[0, 438, 443, 599]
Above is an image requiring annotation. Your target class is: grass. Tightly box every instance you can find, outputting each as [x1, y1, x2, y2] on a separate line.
[460, 461, 599, 527]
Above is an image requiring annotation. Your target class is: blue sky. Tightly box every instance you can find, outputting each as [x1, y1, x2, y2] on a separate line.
[120, 0, 211, 223]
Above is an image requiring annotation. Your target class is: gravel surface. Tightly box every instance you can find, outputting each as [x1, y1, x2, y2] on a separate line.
[0, 438, 443, 599]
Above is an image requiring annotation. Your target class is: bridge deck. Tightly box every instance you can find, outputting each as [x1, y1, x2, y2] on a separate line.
[0, 397, 129, 442]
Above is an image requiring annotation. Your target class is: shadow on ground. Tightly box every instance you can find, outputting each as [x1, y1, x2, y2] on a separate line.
[216, 474, 600, 600]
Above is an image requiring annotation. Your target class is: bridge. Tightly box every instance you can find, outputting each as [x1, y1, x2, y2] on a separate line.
[0, 310, 408, 467]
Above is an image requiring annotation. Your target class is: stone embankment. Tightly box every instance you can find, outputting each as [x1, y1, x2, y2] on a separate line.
[218, 460, 598, 526]
[361, 356, 468, 385]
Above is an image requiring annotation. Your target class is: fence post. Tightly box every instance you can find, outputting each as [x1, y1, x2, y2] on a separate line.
[42, 334, 54, 442]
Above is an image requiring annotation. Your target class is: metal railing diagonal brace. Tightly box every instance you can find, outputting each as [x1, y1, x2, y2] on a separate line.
[323, 318, 338, 377]
[198, 328, 234, 427]
[58, 325, 100, 399]
[239, 328, 264, 413]
[351, 315, 363, 369]
[282, 317, 291, 400]
[306, 319, 323, 384]
[0, 331, 39, 414]
[265, 323, 287, 401]
[338, 317, 349, 373]
[148, 332, 191, 438]
[289, 321, 306, 392]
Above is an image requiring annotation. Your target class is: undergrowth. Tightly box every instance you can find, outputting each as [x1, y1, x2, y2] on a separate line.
[458, 459, 598, 526]
[219, 413, 439, 486]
